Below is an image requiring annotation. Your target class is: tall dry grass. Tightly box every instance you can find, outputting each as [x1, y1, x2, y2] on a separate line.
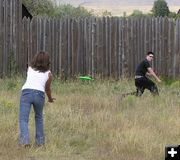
[0, 77, 180, 160]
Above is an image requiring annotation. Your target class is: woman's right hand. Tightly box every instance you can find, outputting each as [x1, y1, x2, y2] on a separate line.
[48, 97, 56, 103]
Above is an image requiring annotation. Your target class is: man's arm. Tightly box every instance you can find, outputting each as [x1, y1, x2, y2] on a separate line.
[45, 72, 55, 102]
[147, 67, 161, 83]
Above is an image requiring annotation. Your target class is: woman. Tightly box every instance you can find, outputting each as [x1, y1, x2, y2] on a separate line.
[19, 51, 55, 147]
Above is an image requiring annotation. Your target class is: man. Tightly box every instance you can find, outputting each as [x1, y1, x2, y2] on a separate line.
[135, 51, 161, 96]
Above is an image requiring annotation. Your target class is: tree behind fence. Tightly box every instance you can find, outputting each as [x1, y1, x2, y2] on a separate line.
[0, 3, 180, 79]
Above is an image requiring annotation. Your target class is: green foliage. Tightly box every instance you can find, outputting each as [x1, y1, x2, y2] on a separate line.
[161, 76, 178, 86]
[0, 99, 13, 108]
[129, 10, 152, 18]
[7, 50, 18, 77]
[170, 81, 180, 88]
[168, 12, 177, 18]
[130, 10, 143, 17]
[152, 0, 170, 17]
[22, 0, 93, 18]
[101, 10, 112, 17]
[21, 0, 180, 19]
[53, 4, 93, 18]
[0, 77, 23, 91]
[22, 0, 55, 16]
[175, 14, 180, 19]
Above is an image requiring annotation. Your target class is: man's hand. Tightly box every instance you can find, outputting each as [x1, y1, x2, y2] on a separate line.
[157, 79, 161, 83]
[147, 67, 161, 83]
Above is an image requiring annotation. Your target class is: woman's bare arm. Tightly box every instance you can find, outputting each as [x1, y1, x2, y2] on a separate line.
[45, 72, 55, 102]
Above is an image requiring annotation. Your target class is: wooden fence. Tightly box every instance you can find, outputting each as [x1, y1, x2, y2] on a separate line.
[0, 0, 22, 77]
[1, 0, 180, 78]
[20, 17, 180, 79]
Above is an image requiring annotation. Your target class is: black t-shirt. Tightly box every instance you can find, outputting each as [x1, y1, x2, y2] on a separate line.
[135, 59, 151, 76]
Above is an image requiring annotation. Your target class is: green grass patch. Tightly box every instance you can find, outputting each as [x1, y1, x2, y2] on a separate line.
[0, 77, 179, 160]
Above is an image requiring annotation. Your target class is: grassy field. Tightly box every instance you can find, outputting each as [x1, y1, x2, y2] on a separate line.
[0, 77, 180, 160]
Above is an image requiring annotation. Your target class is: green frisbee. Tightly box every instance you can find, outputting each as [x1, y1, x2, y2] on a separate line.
[79, 76, 92, 81]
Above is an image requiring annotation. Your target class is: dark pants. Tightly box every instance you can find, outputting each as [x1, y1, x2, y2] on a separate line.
[135, 77, 159, 96]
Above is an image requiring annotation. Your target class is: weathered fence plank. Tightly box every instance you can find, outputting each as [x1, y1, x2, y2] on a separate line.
[117, 18, 122, 78]
[0, 0, 3, 77]
[58, 19, 63, 77]
[3, 0, 8, 76]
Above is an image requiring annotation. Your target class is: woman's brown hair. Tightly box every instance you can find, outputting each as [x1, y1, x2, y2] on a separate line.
[31, 51, 50, 72]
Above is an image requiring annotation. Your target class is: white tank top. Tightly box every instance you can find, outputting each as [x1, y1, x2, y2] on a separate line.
[22, 67, 50, 92]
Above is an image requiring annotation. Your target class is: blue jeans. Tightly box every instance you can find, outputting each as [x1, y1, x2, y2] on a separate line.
[19, 89, 45, 145]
